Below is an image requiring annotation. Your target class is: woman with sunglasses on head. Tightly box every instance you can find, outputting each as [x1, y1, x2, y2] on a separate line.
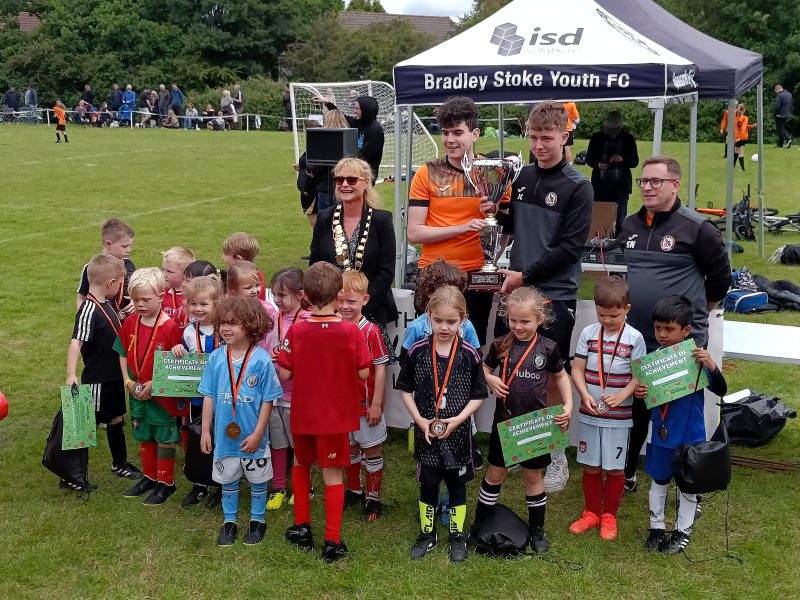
[309, 157, 398, 330]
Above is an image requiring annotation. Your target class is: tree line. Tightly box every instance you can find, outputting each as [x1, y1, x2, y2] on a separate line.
[0, 0, 797, 139]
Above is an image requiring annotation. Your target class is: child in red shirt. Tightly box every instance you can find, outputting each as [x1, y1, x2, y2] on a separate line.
[161, 246, 195, 328]
[337, 270, 389, 522]
[114, 267, 184, 505]
[277, 262, 371, 563]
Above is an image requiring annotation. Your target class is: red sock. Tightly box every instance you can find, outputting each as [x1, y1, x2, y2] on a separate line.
[156, 458, 175, 486]
[345, 463, 362, 492]
[180, 427, 189, 451]
[141, 442, 157, 480]
[324, 483, 345, 543]
[272, 448, 288, 490]
[583, 469, 603, 516]
[292, 464, 312, 525]
[602, 472, 626, 516]
[366, 469, 383, 501]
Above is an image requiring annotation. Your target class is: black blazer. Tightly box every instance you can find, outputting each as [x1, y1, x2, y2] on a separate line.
[309, 205, 398, 325]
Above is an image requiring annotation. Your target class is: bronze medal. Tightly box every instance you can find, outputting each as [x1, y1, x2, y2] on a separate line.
[134, 383, 143, 396]
[658, 423, 668, 442]
[226, 422, 241, 439]
[596, 396, 610, 414]
[429, 419, 446, 437]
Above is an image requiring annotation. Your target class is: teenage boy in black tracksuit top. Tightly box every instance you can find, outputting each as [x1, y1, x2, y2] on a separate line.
[498, 101, 593, 493]
[618, 156, 730, 492]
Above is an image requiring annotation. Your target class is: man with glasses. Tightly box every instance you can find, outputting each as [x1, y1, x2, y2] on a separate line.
[619, 156, 730, 494]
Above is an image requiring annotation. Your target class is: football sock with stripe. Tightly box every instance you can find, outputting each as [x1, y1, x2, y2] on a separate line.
[141, 441, 157, 481]
[106, 421, 127, 467]
[324, 483, 345, 543]
[526, 492, 547, 530]
[250, 481, 268, 522]
[475, 479, 501, 526]
[649, 481, 669, 530]
[365, 456, 383, 501]
[583, 469, 603, 516]
[222, 481, 240, 523]
[345, 449, 363, 493]
[676, 488, 698, 534]
[271, 447, 288, 490]
[292, 464, 312, 525]
[602, 471, 625, 516]
[156, 446, 176, 486]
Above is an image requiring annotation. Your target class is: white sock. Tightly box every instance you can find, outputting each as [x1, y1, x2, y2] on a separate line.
[649, 482, 669, 530]
[676, 488, 697, 534]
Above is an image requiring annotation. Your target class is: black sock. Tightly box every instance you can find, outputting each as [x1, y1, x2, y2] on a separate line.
[107, 421, 128, 467]
[64, 133, 69, 143]
[56, 132, 60, 141]
[527, 492, 547, 530]
[739, 156, 744, 170]
[475, 479, 501, 525]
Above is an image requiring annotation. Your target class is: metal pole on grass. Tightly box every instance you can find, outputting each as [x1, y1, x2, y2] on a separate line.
[401, 105, 415, 286]
[688, 97, 698, 209]
[652, 104, 664, 155]
[393, 104, 403, 288]
[757, 79, 765, 257]
[725, 98, 736, 261]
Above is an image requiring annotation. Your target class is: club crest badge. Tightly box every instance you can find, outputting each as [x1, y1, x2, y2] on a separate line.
[660, 235, 676, 251]
[246, 375, 259, 387]
[545, 192, 558, 206]
[534, 354, 546, 369]
[618, 346, 629, 358]
[579, 441, 587, 453]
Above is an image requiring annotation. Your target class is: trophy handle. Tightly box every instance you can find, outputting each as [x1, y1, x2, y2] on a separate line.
[461, 153, 477, 190]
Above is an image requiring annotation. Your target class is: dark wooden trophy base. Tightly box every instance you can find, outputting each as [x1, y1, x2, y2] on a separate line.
[467, 270, 504, 292]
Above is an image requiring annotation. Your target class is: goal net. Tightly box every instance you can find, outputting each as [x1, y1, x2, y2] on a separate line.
[289, 80, 438, 182]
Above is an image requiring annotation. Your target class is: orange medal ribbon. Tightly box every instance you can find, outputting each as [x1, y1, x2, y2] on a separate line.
[86, 293, 121, 337]
[226, 345, 255, 419]
[431, 336, 459, 417]
[131, 311, 164, 380]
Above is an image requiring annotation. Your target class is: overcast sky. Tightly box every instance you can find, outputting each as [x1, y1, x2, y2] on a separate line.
[368, 0, 473, 18]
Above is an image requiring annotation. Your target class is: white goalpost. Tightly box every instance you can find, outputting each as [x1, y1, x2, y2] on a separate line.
[289, 80, 438, 182]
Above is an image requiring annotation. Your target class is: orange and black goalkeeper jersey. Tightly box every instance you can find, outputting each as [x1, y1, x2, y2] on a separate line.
[53, 106, 66, 126]
[409, 158, 510, 272]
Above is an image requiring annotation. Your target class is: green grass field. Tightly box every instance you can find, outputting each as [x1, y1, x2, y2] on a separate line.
[0, 126, 798, 600]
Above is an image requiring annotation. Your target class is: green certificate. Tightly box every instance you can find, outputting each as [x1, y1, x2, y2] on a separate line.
[60, 384, 97, 450]
[496, 406, 568, 467]
[631, 339, 709, 409]
[152, 351, 209, 398]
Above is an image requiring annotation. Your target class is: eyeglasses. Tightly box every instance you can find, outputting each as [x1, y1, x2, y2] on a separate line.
[636, 177, 679, 189]
[333, 176, 364, 186]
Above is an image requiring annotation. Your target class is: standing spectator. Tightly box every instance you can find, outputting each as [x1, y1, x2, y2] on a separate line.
[281, 84, 292, 131]
[122, 84, 136, 124]
[158, 84, 171, 123]
[109, 84, 123, 112]
[4, 86, 20, 117]
[733, 103, 756, 172]
[220, 89, 234, 125]
[137, 87, 151, 125]
[773, 83, 792, 148]
[81, 83, 94, 107]
[24, 85, 38, 109]
[498, 101, 593, 493]
[170, 83, 184, 117]
[232, 84, 244, 117]
[619, 156, 730, 494]
[183, 103, 199, 130]
[585, 110, 639, 235]
[315, 95, 384, 183]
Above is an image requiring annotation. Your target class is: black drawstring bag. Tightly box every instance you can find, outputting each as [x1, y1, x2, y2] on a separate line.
[471, 503, 530, 557]
[42, 409, 90, 490]
[721, 393, 797, 447]
[673, 420, 731, 495]
[184, 427, 216, 487]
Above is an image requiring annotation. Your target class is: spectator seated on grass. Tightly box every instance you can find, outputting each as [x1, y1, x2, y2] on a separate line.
[163, 109, 180, 129]
[183, 103, 199, 130]
[200, 104, 216, 127]
[74, 100, 89, 125]
[94, 102, 113, 127]
[209, 111, 226, 131]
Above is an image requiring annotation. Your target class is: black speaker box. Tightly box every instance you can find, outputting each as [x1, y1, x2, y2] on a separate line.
[306, 127, 358, 167]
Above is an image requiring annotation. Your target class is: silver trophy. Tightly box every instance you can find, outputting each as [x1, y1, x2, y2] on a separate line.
[461, 154, 524, 290]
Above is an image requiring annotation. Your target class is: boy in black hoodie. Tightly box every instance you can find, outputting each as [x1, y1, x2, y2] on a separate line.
[314, 95, 385, 182]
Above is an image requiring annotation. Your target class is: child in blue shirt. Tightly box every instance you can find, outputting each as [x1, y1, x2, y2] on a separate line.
[199, 297, 283, 547]
[634, 296, 726, 555]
